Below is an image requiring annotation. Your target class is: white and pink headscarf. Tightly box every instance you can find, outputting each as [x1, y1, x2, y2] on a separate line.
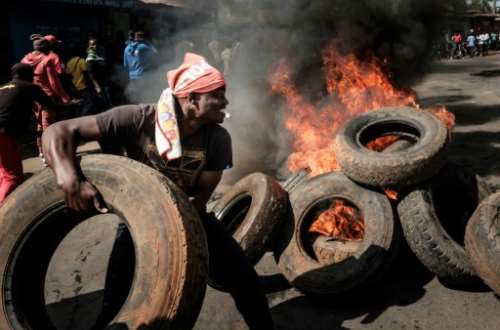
[156, 53, 225, 160]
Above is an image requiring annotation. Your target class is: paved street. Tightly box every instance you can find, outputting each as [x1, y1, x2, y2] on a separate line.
[20, 54, 500, 330]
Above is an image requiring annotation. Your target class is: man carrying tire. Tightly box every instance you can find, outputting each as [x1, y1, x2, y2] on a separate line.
[42, 53, 273, 329]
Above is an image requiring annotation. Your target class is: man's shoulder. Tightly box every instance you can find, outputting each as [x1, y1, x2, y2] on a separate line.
[206, 124, 231, 141]
[102, 103, 156, 117]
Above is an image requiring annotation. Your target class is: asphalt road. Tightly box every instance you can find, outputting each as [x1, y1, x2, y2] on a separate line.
[18, 53, 500, 330]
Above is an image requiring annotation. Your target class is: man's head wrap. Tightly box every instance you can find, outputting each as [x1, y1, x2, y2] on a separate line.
[166, 53, 225, 98]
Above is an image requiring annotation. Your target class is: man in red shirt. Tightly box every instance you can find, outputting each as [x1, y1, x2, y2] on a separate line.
[450, 31, 463, 59]
[21, 36, 71, 159]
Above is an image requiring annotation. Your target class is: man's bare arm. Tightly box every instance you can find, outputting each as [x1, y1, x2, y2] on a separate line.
[192, 170, 223, 213]
[42, 116, 107, 213]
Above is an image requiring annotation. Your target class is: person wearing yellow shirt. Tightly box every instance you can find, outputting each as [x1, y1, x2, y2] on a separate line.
[66, 45, 91, 116]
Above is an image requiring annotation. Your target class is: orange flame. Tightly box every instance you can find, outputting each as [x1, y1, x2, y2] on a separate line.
[270, 43, 455, 177]
[365, 135, 401, 201]
[383, 188, 399, 201]
[309, 199, 365, 240]
[271, 43, 455, 238]
[365, 135, 401, 152]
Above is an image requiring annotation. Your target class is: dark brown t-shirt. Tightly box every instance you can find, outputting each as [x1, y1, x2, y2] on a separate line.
[96, 104, 232, 194]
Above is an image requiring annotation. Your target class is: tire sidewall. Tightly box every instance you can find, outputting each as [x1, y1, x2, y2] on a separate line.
[335, 107, 448, 187]
[0, 155, 208, 330]
[275, 172, 394, 294]
[213, 172, 288, 264]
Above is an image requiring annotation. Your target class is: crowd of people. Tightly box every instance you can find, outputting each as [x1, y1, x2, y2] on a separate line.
[447, 28, 499, 59]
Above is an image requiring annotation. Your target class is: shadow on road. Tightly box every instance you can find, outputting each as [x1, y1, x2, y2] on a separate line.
[418, 95, 473, 106]
[470, 69, 500, 77]
[270, 240, 435, 329]
[447, 103, 500, 126]
[414, 100, 500, 181]
[448, 130, 500, 182]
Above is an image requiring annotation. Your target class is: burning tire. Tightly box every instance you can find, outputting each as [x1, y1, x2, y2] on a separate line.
[213, 172, 289, 265]
[465, 192, 500, 295]
[397, 162, 491, 284]
[335, 107, 448, 187]
[0, 154, 208, 330]
[274, 172, 396, 295]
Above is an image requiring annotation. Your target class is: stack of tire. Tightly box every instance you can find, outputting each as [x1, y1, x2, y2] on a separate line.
[334, 107, 495, 289]
[214, 107, 499, 297]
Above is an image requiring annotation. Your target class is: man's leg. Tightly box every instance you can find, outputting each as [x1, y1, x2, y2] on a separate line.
[450, 43, 457, 59]
[0, 133, 24, 203]
[200, 212, 273, 330]
[36, 107, 55, 163]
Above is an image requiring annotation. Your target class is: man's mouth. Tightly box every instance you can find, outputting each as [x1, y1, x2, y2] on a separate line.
[221, 110, 231, 119]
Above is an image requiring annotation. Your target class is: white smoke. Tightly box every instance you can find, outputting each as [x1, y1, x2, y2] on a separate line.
[124, 0, 456, 183]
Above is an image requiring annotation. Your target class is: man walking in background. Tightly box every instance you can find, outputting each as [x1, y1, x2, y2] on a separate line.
[21, 36, 71, 161]
[87, 37, 112, 114]
[123, 31, 158, 102]
[66, 45, 92, 117]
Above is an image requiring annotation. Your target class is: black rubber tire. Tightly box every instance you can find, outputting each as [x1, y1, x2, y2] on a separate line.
[335, 107, 448, 187]
[0, 154, 208, 330]
[397, 162, 491, 284]
[212, 172, 289, 265]
[274, 172, 396, 295]
[465, 192, 500, 295]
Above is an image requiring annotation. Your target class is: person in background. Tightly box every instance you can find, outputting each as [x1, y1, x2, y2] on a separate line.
[466, 29, 477, 58]
[450, 31, 463, 59]
[66, 45, 92, 117]
[87, 37, 111, 114]
[0, 63, 75, 202]
[208, 39, 224, 70]
[66, 45, 88, 93]
[21, 36, 71, 162]
[43, 34, 78, 97]
[221, 40, 241, 76]
[478, 31, 490, 56]
[123, 31, 158, 103]
[490, 31, 498, 51]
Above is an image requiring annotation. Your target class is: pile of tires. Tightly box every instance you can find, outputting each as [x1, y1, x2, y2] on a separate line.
[203, 107, 499, 297]
[0, 155, 209, 329]
[334, 107, 499, 292]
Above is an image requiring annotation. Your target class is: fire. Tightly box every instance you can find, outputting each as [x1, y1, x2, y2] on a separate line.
[365, 135, 400, 201]
[365, 135, 401, 152]
[309, 199, 365, 240]
[270, 59, 341, 174]
[270, 42, 455, 239]
[270, 44, 455, 176]
[426, 105, 456, 138]
[383, 188, 398, 201]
